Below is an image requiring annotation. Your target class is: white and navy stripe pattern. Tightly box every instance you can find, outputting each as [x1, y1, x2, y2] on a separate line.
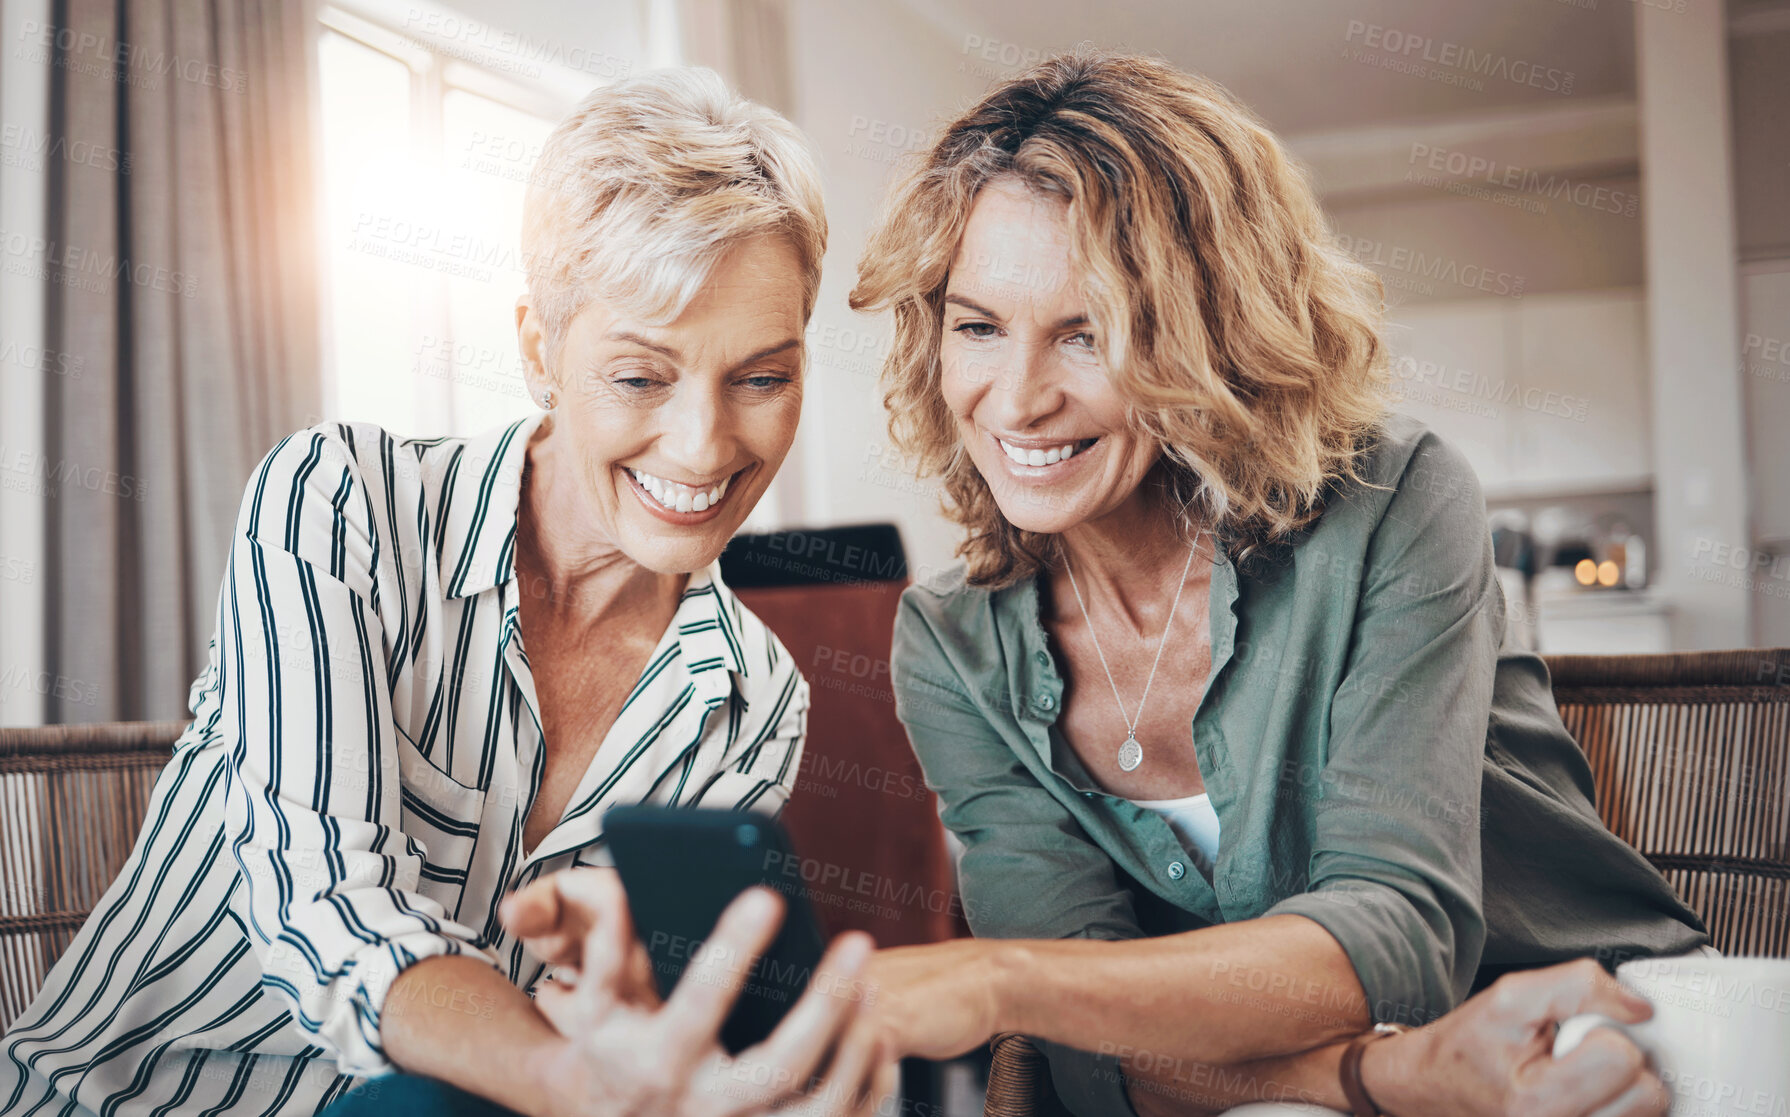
[1, 414, 806, 1116]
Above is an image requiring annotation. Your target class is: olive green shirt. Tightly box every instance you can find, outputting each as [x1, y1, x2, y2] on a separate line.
[891, 415, 1704, 1117]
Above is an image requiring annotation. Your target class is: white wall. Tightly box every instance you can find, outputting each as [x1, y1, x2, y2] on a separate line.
[781, 0, 985, 579]
[1731, 21, 1790, 646]
[1635, 0, 1752, 650]
[1741, 264, 1790, 645]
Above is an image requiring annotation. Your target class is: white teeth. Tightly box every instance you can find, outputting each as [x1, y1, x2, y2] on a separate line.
[998, 438, 1085, 467]
[629, 468, 732, 514]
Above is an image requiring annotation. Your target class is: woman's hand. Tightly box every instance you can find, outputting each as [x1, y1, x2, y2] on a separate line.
[507, 872, 894, 1117]
[1365, 959, 1668, 1117]
[860, 937, 1011, 1061]
[502, 869, 661, 1034]
[502, 869, 655, 976]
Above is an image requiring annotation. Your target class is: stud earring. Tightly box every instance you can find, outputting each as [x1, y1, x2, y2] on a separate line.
[540, 390, 554, 410]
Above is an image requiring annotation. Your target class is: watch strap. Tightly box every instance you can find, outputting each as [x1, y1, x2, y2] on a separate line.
[1339, 1022, 1407, 1117]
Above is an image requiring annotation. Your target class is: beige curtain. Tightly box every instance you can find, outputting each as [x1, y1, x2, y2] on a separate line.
[42, 0, 321, 722]
[679, 0, 794, 116]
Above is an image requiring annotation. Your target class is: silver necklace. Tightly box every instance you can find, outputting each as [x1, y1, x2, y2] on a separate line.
[1063, 540, 1200, 773]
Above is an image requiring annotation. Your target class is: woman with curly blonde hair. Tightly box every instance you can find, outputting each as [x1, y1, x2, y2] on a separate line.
[852, 50, 1703, 1117]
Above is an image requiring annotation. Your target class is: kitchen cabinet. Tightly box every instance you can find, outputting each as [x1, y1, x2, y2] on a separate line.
[1386, 288, 1651, 500]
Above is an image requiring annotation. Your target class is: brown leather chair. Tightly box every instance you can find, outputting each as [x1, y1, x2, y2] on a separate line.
[734, 575, 959, 948]
[719, 523, 959, 948]
[980, 648, 1790, 1117]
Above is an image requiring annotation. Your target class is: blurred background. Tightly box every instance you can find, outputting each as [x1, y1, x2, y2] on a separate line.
[1, 0, 1787, 726]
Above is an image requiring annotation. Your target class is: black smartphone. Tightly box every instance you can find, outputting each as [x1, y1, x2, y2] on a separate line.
[603, 805, 828, 1054]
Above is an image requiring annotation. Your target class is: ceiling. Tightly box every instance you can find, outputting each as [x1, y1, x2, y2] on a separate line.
[899, 0, 1639, 136]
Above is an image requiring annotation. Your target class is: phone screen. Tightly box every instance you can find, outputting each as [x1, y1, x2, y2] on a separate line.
[603, 805, 829, 1053]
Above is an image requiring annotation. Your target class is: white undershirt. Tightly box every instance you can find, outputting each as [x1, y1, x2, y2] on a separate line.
[1130, 792, 1222, 876]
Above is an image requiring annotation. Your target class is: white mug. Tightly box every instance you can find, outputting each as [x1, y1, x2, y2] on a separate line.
[1554, 954, 1790, 1116]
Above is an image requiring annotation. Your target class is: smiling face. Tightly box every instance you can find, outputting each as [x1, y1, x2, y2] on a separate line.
[940, 178, 1160, 536]
[519, 235, 806, 574]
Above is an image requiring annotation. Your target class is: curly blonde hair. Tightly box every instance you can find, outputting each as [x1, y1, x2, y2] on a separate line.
[850, 49, 1390, 588]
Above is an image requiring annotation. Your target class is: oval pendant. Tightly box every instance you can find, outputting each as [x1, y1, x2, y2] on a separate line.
[1117, 736, 1143, 772]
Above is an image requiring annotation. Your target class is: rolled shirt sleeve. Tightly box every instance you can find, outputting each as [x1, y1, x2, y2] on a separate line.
[220, 432, 499, 1076]
[1264, 432, 1495, 1026]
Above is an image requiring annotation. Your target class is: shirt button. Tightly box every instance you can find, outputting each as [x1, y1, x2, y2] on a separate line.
[1037, 693, 1056, 711]
[1167, 861, 1187, 880]
[1034, 650, 1050, 667]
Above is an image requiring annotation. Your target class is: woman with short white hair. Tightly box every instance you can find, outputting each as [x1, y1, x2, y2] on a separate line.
[1, 69, 888, 1117]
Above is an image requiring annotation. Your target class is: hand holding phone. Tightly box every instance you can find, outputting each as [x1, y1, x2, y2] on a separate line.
[498, 860, 893, 1117]
[602, 805, 832, 1054]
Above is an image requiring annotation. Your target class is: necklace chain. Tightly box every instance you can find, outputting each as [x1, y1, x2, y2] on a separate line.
[1063, 539, 1200, 762]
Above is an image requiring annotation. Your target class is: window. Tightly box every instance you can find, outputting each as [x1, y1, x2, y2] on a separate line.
[316, 7, 564, 437]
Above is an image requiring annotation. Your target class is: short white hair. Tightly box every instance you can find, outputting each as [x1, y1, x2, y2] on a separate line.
[521, 67, 826, 365]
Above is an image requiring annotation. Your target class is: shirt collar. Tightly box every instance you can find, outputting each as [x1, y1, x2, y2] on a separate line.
[440, 413, 541, 600]
[443, 413, 752, 690]
[672, 562, 754, 705]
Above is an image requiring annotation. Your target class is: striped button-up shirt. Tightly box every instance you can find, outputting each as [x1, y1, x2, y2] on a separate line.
[2, 413, 807, 1116]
